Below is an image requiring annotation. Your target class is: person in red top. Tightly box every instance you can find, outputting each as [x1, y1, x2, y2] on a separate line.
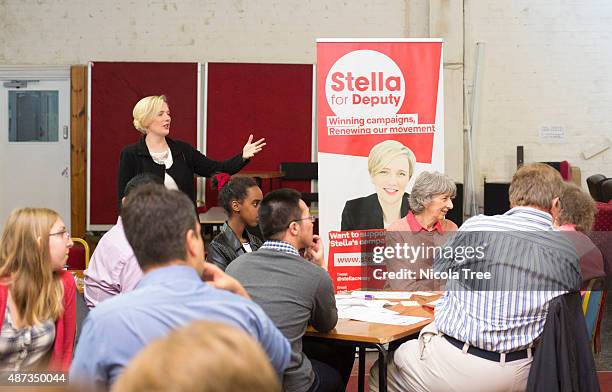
[553, 183, 605, 287]
[382, 171, 458, 290]
[0, 208, 76, 371]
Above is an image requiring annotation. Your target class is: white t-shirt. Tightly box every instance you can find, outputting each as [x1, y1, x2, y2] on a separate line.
[150, 149, 179, 191]
[242, 243, 253, 253]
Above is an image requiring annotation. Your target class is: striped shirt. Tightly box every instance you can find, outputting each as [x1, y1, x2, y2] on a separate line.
[434, 207, 581, 353]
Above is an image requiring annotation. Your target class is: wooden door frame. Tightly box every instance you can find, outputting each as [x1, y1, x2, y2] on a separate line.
[70, 65, 88, 238]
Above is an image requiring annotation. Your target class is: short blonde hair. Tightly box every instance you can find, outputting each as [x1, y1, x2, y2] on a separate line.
[132, 95, 167, 134]
[409, 171, 457, 214]
[509, 163, 564, 210]
[367, 140, 416, 178]
[0, 208, 64, 326]
[557, 183, 598, 232]
[113, 321, 281, 392]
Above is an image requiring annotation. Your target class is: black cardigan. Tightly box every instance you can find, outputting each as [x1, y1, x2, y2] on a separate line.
[117, 136, 248, 207]
[340, 192, 410, 231]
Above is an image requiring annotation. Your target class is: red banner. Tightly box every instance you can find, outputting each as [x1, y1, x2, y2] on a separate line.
[316, 39, 444, 291]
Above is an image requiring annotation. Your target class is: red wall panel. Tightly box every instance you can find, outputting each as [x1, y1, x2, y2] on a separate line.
[89, 62, 198, 226]
[206, 63, 313, 205]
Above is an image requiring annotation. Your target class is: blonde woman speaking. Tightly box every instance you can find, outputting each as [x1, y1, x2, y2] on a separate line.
[117, 95, 266, 206]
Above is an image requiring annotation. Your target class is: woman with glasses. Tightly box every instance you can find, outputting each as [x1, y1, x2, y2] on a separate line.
[0, 208, 76, 371]
[207, 175, 264, 271]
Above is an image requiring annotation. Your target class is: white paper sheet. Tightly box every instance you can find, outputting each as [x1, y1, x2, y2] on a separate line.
[412, 291, 436, 297]
[399, 301, 421, 307]
[336, 298, 395, 308]
[340, 308, 429, 326]
[350, 291, 414, 300]
[337, 306, 399, 319]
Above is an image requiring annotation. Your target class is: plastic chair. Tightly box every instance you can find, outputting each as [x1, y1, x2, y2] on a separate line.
[582, 278, 606, 353]
[67, 237, 90, 270]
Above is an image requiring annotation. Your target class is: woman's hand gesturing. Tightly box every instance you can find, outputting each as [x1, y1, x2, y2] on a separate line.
[242, 134, 266, 159]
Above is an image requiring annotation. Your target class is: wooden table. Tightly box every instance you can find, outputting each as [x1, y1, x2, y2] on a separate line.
[305, 293, 440, 392]
[233, 170, 284, 192]
[198, 206, 228, 238]
[198, 206, 227, 225]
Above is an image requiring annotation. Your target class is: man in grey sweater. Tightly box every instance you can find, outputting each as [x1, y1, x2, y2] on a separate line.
[226, 188, 345, 392]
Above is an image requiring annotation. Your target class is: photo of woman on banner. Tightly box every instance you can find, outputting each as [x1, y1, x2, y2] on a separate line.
[382, 171, 458, 291]
[340, 140, 416, 231]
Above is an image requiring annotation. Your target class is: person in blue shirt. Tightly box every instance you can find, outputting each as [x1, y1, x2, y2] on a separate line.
[70, 183, 291, 390]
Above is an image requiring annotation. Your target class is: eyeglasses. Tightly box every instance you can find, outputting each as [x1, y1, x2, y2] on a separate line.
[49, 229, 71, 239]
[290, 215, 317, 225]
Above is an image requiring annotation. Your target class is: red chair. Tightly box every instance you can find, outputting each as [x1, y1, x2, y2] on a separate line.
[593, 202, 612, 231]
[541, 161, 572, 181]
[589, 202, 612, 353]
[67, 237, 90, 270]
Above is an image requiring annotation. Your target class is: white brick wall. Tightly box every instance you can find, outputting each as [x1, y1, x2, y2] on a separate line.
[3, 0, 610, 198]
[1, 0, 407, 64]
[465, 0, 612, 195]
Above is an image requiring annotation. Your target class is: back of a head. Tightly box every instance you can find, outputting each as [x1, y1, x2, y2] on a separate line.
[258, 188, 302, 240]
[121, 184, 197, 270]
[509, 163, 564, 210]
[124, 173, 164, 199]
[113, 321, 281, 392]
[120, 173, 164, 213]
[558, 183, 598, 232]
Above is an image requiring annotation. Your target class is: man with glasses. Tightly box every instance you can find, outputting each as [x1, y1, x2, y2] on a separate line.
[227, 189, 350, 392]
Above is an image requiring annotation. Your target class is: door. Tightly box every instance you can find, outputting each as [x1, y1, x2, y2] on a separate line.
[0, 78, 71, 231]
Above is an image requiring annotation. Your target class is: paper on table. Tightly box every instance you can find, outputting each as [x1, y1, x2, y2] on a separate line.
[337, 306, 398, 319]
[412, 291, 436, 297]
[400, 301, 421, 307]
[335, 293, 352, 300]
[350, 291, 413, 300]
[336, 298, 395, 308]
[341, 308, 429, 326]
[426, 298, 443, 306]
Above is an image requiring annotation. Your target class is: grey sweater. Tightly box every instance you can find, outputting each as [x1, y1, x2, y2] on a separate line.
[226, 248, 338, 392]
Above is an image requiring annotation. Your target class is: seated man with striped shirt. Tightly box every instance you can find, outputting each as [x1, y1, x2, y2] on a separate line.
[370, 163, 581, 392]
